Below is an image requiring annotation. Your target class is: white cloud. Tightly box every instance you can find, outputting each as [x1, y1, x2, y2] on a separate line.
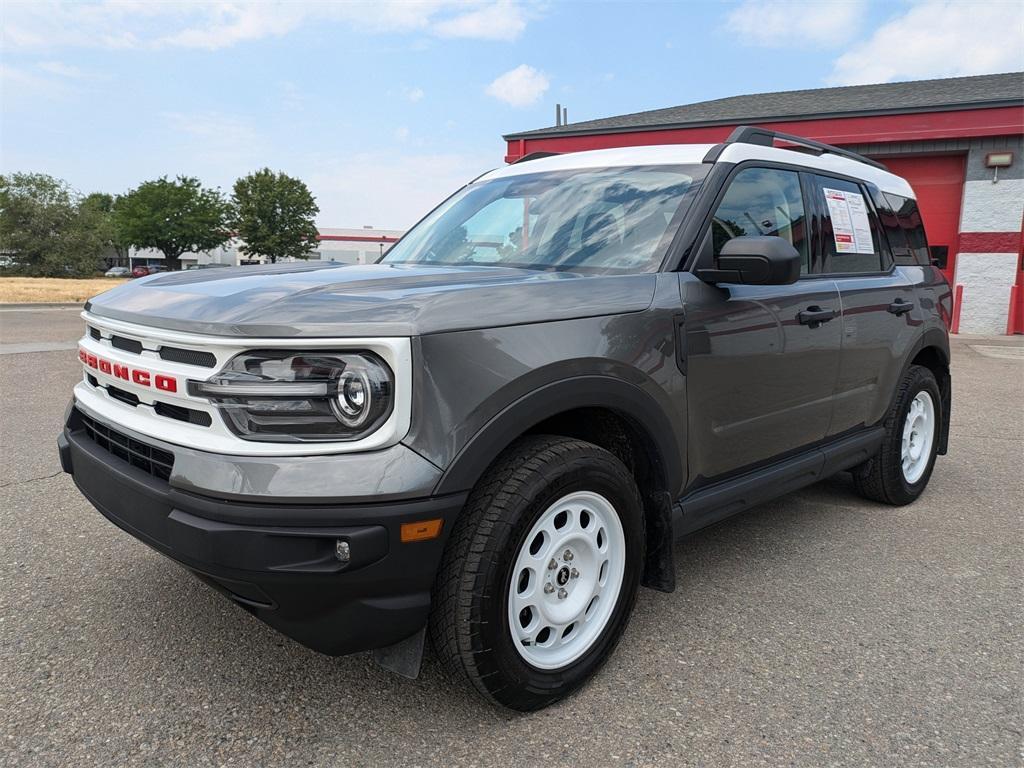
[37, 61, 86, 79]
[278, 81, 310, 112]
[828, 1, 1024, 85]
[485, 64, 550, 107]
[160, 110, 269, 176]
[726, 0, 866, 48]
[0, 64, 73, 105]
[157, 3, 308, 49]
[1, 1, 536, 51]
[394, 126, 411, 142]
[306, 151, 495, 228]
[433, 0, 528, 41]
[404, 87, 425, 103]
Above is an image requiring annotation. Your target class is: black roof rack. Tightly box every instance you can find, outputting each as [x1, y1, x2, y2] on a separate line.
[704, 125, 888, 171]
[513, 151, 561, 164]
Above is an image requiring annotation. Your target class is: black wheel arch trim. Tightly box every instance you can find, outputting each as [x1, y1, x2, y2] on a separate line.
[907, 326, 950, 366]
[898, 326, 951, 455]
[432, 375, 683, 497]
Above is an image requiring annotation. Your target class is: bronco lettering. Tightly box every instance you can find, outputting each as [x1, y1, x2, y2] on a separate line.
[78, 346, 178, 393]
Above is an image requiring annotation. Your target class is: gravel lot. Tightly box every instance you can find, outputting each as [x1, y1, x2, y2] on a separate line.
[1, 307, 1021, 767]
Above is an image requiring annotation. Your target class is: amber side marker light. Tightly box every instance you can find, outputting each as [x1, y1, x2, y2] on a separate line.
[401, 519, 443, 543]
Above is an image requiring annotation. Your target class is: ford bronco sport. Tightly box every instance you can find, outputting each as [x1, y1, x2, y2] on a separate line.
[59, 127, 952, 711]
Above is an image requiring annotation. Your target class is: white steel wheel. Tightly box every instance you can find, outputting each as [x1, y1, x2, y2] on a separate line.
[901, 390, 935, 484]
[508, 490, 626, 670]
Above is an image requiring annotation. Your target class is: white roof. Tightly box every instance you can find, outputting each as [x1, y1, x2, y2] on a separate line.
[480, 142, 915, 198]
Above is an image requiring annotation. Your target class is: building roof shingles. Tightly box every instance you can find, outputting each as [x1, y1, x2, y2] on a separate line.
[504, 72, 1024, 140]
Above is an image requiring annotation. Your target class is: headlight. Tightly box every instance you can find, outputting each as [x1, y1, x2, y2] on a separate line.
[189, 350, 394, 442]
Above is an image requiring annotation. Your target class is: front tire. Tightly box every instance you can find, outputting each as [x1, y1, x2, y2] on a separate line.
[429, 435, 645, 711]
[853, 364, 941, 505]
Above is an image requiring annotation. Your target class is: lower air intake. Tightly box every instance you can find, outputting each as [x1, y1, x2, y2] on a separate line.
[76, 410, 174, 482]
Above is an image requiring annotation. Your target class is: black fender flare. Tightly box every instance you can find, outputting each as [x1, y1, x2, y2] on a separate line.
[898, 326, 952, 454]
[905, 326, 951, 368]
[433, 375, 683, 498]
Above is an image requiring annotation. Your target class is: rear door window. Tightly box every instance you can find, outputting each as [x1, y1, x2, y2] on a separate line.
[813, 175, 884, 274]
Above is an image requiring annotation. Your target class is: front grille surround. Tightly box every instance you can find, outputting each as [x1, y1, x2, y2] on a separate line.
[77, 410, 174, 482]
[78, 310, 413, 458]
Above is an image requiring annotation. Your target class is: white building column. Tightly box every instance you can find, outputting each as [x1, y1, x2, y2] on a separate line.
[954, 170, 1023, 335]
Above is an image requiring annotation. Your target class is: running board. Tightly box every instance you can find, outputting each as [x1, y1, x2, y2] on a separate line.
[672, 428, 884, 538]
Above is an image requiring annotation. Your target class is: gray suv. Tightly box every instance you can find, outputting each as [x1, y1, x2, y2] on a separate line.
[59, 127, 952, 711]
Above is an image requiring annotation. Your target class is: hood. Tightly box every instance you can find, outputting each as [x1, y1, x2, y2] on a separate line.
[85, 262, 657, 337]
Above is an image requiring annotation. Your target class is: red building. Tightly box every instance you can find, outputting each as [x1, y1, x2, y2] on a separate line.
[504, 73, 1024, 335]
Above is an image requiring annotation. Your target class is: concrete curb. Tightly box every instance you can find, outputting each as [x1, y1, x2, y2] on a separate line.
[951, 333, 1024, 344]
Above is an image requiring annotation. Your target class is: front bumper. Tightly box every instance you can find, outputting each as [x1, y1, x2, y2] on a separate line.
[59, 408, 466, 656]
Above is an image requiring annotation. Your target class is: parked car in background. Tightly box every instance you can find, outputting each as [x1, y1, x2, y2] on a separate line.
[131, 266, 150, 278]
[60, 127, 952, 711]
[104, 266, 130, 277]
[147, 265, 168, 273]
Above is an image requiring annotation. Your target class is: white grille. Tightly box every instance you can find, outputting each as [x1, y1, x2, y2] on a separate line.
[75, 311, 413, 457]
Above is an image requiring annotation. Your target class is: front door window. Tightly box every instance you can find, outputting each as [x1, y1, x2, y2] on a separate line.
[711, 167, 810, 274]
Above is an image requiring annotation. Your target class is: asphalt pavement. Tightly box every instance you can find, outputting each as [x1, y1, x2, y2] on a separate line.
[1, 306, 1021, 767]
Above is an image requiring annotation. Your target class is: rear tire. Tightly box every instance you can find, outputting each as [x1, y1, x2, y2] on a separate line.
[853, 364, 941, 505]
[429, 435, 645, 711]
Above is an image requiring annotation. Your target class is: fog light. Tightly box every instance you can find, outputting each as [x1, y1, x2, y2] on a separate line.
[335, 540, 351, 563]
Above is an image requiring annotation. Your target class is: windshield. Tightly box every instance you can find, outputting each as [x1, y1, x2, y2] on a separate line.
[382, 164, 707, 273]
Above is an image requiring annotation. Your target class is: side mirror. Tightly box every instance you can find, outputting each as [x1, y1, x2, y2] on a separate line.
[698, 236, 801, 285]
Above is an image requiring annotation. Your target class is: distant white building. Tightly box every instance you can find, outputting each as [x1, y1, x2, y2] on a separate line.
[315, 227, 404, 265]
[123, 226, 404, 268]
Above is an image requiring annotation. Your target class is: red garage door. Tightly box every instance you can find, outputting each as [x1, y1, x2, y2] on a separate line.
[878, 155, 966, 281]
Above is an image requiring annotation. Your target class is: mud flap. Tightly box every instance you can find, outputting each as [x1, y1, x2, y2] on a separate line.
[372, 626, 426, 679]
[641, 490, 676, 593]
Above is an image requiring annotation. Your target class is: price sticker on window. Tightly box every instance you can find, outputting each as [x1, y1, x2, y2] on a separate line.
[823, 188, 874, 254]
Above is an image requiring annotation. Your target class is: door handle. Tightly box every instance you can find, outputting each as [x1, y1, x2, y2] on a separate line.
[888, 298, 914, 316]
[797, 306, 837, 327]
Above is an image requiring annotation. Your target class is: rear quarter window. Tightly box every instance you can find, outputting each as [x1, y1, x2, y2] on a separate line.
[883, 193, 930, 266]
[872, 190, 915, 266]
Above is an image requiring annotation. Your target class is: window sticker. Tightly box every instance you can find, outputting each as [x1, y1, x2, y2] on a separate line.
[822, 187, 874, 254]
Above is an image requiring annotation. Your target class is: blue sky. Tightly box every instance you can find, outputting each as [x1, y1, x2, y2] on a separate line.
[2, 1, 1022, 228]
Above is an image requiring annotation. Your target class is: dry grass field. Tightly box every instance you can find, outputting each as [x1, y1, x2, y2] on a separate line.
[0, 277, 128, 304]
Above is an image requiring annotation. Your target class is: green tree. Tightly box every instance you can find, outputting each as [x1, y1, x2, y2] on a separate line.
[114, 176, 231, 270]
[232, 168, 319, 263]
[0, 172, 107, 276]
[80, 192, 132, 264]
